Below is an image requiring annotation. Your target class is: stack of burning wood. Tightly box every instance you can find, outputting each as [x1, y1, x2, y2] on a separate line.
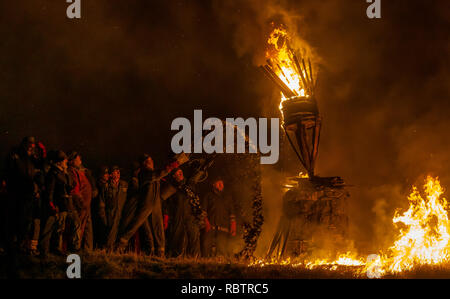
[260, 27, 350, 259]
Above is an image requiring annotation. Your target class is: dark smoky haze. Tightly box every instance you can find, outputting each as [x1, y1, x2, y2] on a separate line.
[0, 1, 449, 254]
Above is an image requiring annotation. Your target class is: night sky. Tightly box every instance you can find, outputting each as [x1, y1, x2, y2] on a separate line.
[0, 0, 449, 248]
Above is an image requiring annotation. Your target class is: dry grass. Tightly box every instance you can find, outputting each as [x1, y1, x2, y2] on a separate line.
[2, 250, 450, 279]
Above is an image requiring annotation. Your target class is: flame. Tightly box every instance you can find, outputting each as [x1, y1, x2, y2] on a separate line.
[298, 172, 309, 179]
[306, 252, 365, 270]
[249, 252, 364, 271]
[266, 27, 309, 110]
[260, 24, 450, 280]
[382, 176, 450, 272]
[250, 176, 450, 277]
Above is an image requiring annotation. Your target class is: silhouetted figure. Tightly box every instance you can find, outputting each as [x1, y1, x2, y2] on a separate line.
[200, 178, 236, 258]
[40, 150, 80, 257]
[164, 169, 201, 258]
[68, 151, 97, 251]
[4, 137, 43, 256]
[98, 166, 128, 248]
[117, 153, 188, 257]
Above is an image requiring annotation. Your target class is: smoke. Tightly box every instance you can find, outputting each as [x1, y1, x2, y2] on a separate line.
[213, 0, 450, 254]
[255, 166, 286, 256]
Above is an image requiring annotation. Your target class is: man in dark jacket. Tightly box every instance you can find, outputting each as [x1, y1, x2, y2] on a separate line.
[164, 169, 201, 258]
[4, 137, 42, 255]
[98, 166, 128, 248]
[117, 153, 189, 257]
[40, 150, 80, 257]
[0, 178, 7, 254]
[67, 151, 97, 251]
[200, 178, 236, 258]
[92, 166, 109, 248]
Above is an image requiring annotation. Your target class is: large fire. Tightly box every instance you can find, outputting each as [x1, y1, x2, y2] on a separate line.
[251, 176, 450, 277]
[266, 28, 307, 99]
[250, 252, 365, 271]
[263, 26, 315, 110]
[258, 26, 450, 277]
[381, 176, 450, 272]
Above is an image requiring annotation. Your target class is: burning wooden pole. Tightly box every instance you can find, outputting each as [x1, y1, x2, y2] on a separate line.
[260, 53, 320, 177]
[261, 26, 350, 260]
[259, 65, 297, 98]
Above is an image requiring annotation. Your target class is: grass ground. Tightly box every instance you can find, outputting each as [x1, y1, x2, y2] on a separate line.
[1, 250, 450, 279]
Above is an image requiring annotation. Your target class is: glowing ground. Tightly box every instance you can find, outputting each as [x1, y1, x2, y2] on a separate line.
[2, 250, 450, 279]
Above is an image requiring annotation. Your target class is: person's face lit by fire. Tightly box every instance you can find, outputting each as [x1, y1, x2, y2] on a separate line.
[173, 169, 184, 182]
[26, 143, 35, 157]
[59, 158, 68, 171]
[111, 169, 120, 181]
[143, 157, 154, 171]
[102, 172, 110, 182]
[72, 155, 82, 168]
[213, 180, 224, 193]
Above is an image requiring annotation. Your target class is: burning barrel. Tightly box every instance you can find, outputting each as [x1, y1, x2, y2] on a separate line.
[280, 96, 321, 177]
[261, 26, 350, 259]
[259, 27, 321, 176]
[281, 96, 318, 125]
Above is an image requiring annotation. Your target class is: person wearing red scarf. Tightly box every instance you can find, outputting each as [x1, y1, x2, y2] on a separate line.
[68, 151, 97, 251]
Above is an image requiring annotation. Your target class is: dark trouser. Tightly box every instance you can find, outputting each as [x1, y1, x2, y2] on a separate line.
[185, 222, 200, 258]
[150, 205, 165, 255]
[136, 215, 165, 256]
[105, 218, 120, 249]
[117, 196, 139, 244]
[168, 218, 200, 258]
[78, 209, 93, 251]
[201, 229, 231, 258]
[119, 196, 165, 255]
[40, 210, 81, 255]
[0, 194, 6, 250]
[9, 195, 40, 251]
[0, 200, 5, 250]
[139, 219, 154, 255]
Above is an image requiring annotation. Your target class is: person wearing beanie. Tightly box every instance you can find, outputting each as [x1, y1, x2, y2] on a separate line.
[67, 151, 97, 252]
[40, 150, 81, 257]
[163, 168, 202, 258]
[97, 166, 128, 249]
[4, 136, 41, 256]
[200, 178, 236, 258]
[116, 152, 189, 256]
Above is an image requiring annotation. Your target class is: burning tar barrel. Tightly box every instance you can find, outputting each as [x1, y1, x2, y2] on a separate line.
[281, 96, 319, 124]
[281, 96, 322, 178]
[260, 27, 351, 259]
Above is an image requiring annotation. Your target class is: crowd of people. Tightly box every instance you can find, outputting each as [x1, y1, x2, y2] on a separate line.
[0, 137, 239, 260]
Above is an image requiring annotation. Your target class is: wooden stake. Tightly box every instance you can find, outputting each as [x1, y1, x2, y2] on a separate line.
[292, 54, 309, 94]
[260, 65, 296, 98]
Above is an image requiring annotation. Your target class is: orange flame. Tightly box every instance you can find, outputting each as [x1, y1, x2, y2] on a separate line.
[250, 176, 450, 277]
[382, 176, 450, 272]
[266, 27, 311, 110]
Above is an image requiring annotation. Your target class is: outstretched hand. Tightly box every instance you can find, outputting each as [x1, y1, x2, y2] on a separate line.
[175, 152, 190, 165]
